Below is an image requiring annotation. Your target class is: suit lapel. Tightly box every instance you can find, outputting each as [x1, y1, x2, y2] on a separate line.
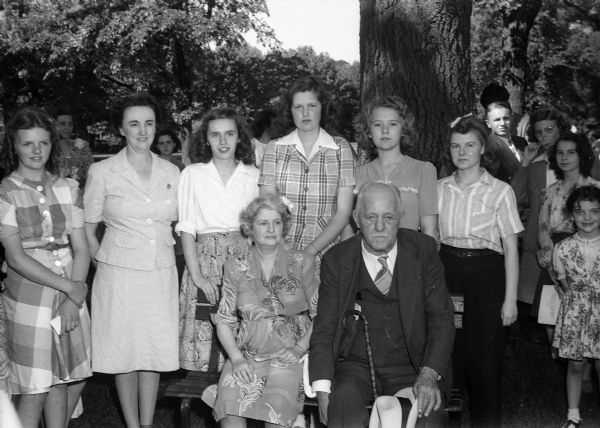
[340, 237, 363, 313]
[111, 149, 154, 196]
[393, 237, 418, 339]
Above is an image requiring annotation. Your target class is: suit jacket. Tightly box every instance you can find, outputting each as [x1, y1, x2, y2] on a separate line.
[510, 160, 547, 302]
[511, 160, 547, 252]
[84, 148, 180, 271]
[486, 134, 528, 183]
[309, 229, 455, 389]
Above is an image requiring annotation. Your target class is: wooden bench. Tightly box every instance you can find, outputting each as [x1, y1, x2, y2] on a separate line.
[164, 370, 221, 428]
[165, 294, 465, 427]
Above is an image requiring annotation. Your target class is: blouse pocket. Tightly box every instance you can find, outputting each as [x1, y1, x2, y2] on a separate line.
[114, 233, 146, 249]
[470, 211, 496, 237]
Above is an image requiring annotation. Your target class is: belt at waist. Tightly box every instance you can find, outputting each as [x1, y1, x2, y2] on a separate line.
[440, 244, 499, 258]
[26, 242, 70, 251]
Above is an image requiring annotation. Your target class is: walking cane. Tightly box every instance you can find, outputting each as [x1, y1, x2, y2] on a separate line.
[343, 309, 378, 400]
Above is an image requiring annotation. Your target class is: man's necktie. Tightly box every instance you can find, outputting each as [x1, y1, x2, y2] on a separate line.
[374, 256, 392, 295]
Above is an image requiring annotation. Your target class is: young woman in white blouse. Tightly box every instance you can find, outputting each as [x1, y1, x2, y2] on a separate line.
[177, 106, 259, 372]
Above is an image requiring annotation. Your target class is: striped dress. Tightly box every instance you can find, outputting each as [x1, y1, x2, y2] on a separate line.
[0, 172, 91, 394]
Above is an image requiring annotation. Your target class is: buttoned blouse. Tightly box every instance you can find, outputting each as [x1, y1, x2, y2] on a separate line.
[537, 176, 600, 268]
[258, 128, 355, 250]
[355, 156, 437, 231]
[438, 169, 523, 254]
[0, 172, 82, 247]
[175, 161, 259, 236]
[84, 149, 180, 271]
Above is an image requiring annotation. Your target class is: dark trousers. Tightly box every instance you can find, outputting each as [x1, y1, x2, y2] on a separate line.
[328, 359, 447, 428]
[440, 250, 505, 428]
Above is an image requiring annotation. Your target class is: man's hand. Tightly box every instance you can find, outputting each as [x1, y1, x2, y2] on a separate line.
[317, 391, 330, 425]
[413, 367, 441, 418]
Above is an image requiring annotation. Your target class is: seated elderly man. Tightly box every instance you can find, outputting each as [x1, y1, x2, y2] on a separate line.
[309, 182, 455, 428]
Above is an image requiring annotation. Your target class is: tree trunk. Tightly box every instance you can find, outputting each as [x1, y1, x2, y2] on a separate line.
[359, 0, 472, 167]
[500, 0, 542, 115]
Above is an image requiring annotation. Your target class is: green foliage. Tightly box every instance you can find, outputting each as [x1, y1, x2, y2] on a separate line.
[472, 0, 600, 128]
[0, 0, 360, 151]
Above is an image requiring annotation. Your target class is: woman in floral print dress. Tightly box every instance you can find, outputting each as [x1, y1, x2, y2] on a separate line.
[213, 195, 318, 428]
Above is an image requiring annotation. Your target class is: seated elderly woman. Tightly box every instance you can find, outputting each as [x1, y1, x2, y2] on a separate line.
[213, 194, 319, 428]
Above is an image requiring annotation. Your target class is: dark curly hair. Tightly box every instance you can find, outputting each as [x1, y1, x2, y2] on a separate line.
[528, 107, 570, 143]
[565, 185, 600, 215]
[252, 108, 278, 139]
[1, 106, 61, 178]
[239, 194, 293, 240]
[188, 105, 254, 165]
[548, 132, 595, 180]
[151, 128, 181, 154]
[355, 95, 416, 161]
[278, 75, 338, 135]
[110, 93, 162, 139]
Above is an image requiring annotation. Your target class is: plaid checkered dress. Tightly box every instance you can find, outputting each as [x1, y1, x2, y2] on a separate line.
[259, 130, 355, 259]
[0, 172, 92, 394]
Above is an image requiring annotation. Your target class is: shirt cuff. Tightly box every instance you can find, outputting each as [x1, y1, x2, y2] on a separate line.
[312, 379, 331, 393]
[175, 221, 196, 236]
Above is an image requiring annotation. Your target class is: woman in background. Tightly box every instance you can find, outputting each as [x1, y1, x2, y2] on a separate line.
[85, 94, 180, 428]
[55, 110, 94, 188]
[251, 108, 279, 168]
[536, 134, 599, 342]
[259, 76, 354, 267]
[511, 108, 569, 311]
[177, 106, 259, 372]
[152, 129, 184, 170]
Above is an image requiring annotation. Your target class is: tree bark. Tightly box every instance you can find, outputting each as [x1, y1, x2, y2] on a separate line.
[500, 0, 542, 115]
[359, 0, 472, 167]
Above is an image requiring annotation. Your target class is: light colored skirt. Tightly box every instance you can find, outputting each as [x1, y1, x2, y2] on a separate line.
[91, 263, 178, 373]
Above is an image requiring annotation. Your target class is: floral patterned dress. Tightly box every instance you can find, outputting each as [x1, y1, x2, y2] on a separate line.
[552, 234, 600, 360]
[213, 245, 318, 427]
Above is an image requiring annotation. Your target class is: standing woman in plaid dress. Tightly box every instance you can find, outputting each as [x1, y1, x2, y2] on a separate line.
[259, 76, 355, 267]
[0, 107, 91, 428]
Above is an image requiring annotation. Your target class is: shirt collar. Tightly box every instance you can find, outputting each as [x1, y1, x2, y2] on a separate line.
[275, 128, 339, 151]
[446, 167, 493, 189]
[361, 240, 398, 278]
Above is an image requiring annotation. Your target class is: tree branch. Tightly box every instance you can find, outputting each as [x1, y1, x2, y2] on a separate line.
[96, 72, 135, 90]
[563, 0, 600, 28]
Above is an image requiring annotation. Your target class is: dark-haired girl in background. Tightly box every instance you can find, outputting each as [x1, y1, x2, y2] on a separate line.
[152, 129, 184, 171]
[251, 108, 279, 168]
[177, 106, 259, 372]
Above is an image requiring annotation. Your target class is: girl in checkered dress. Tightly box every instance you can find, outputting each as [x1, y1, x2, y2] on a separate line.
[0, 107, 91, 428]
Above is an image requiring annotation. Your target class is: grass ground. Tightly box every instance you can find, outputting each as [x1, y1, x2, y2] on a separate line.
[69, 336, 600, 427]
